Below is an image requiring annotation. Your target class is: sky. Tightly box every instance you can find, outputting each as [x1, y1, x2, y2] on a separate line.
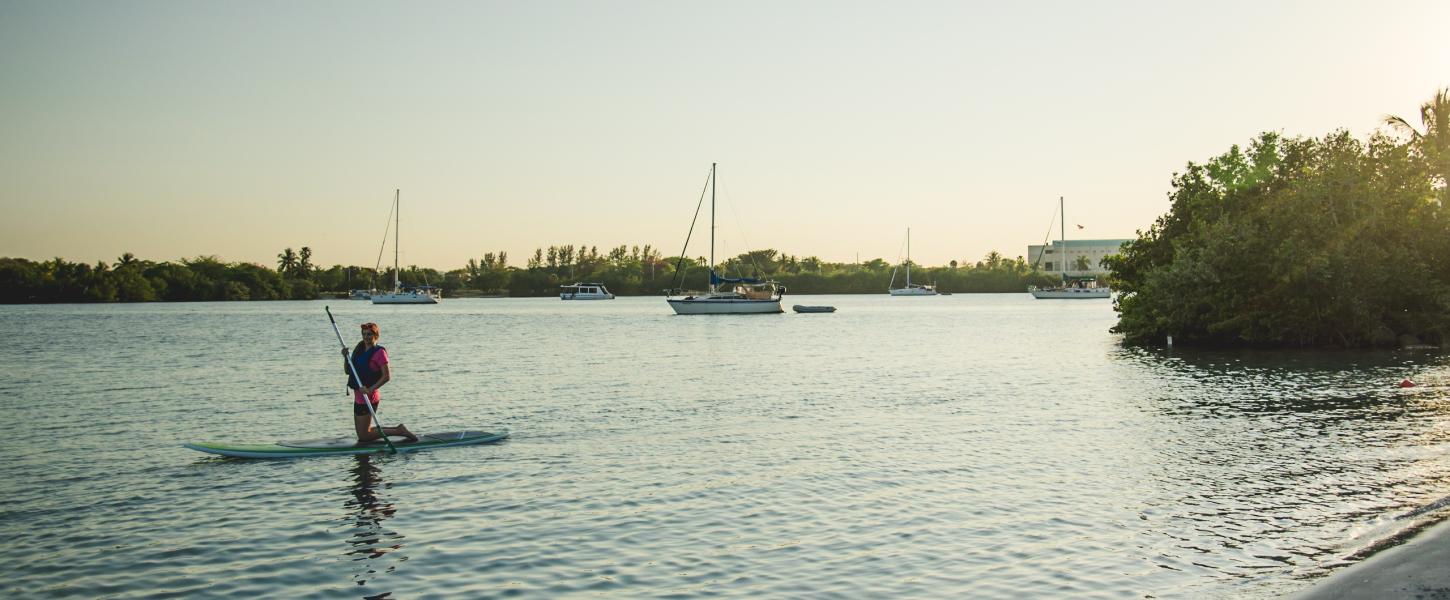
[1, 1, 1447, 270]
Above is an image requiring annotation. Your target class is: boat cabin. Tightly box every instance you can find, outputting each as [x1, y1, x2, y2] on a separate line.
[560, 282, 615, 300]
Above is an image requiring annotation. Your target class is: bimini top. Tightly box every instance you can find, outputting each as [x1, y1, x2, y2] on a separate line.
[710, 271, 773, 285]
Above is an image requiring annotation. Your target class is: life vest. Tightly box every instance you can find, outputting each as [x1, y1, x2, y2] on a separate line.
[346, 345, 385, 389]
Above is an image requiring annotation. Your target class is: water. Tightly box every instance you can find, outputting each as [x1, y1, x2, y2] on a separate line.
[2, 295, 1447, 598]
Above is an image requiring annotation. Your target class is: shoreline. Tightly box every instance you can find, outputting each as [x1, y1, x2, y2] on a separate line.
[1291, 511, 1450, 599]
[0, 290, 1046, 305]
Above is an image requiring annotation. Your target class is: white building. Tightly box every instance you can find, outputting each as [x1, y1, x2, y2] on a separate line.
[1026, 239, 1131, 277]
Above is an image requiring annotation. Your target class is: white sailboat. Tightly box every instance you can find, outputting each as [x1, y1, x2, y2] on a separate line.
[888, 228, 938, 296]
[372, 189, 440, 305]
[666, 163, 784, 315]
[1030, 196, 1110, 299]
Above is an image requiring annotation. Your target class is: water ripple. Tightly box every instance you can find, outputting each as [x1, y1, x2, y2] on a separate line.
[0, 297, 1446, 598]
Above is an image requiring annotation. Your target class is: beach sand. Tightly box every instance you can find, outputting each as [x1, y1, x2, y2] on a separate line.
[1291, 518, 1450, 599]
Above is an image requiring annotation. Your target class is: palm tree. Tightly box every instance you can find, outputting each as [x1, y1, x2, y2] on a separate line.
[277, 248, 298, 275]
[1385, 88, 1450, 194]
[114, 252, 138, 270]
[983, 250, 1004, 270]
[297, 247, 313, 278]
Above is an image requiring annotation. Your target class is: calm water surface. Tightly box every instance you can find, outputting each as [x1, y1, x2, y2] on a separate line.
[2, 295, 1448, 598]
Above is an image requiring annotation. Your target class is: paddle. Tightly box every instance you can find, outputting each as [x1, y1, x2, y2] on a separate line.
[326, 306, 397, 454]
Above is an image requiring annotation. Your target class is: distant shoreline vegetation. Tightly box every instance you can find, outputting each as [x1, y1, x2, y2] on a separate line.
[0, 247, 1060, 303]
[1105, 89, 1449, 349]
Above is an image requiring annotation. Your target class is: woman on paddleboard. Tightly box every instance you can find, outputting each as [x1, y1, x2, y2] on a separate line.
[344, 322, 417, 443]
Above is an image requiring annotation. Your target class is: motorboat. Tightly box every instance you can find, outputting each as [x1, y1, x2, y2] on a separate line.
[561, 282, 615, 300]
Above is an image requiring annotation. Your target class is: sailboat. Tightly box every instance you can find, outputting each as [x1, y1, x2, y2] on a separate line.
[372, 189, 440, 305]
[665, 163, 784, 315]
[888, 228, 938, 296]
[1029, 196, 1110, 299]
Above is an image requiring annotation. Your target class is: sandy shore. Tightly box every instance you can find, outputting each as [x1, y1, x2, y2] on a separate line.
[1290, 518, 1450, 599]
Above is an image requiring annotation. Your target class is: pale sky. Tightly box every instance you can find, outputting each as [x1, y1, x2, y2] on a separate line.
[2, 1, 1446, 269]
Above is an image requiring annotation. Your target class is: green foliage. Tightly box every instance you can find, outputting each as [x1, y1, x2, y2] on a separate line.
[0, 254, 320, 303]
[223, 281, 251, 301]
[1384, 88, 1450, 201]
[463, 252, 511, 293]
[483, 245, 1056, 296]
[1106, 108, 1450, 348]
[0, 245, 1068, 302]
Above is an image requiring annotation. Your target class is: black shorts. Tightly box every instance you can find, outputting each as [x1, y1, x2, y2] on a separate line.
[353, 402, 379, 416]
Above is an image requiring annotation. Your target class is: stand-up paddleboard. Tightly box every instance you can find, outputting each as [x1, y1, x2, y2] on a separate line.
[185, 428, 509, 459]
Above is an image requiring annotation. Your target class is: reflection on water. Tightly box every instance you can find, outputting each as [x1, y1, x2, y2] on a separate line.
[344, 456, 404, 599]
[1108, 345, 1450, 587]
[1114, 345, 1449, 419]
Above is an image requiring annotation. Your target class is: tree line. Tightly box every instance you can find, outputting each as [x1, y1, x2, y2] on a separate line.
[0, 243, 1061, 303]
[499, 245, 1059, 296]
[0, 253, 323, 303]
[1105, 89, 1450, 348]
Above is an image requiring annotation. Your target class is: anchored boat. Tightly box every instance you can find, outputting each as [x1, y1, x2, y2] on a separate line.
[665, 163, 785, 315]
[792, 305, 836, 313]
[560, 282, 615, 300]
[1030, 196, 1111, 299]
[372, 189, 441, 305]
[888, 228, 938, 296]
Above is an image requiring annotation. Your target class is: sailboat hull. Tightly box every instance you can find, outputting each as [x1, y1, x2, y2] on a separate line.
[372, 292, 439, 304]
[888, 287, 939, 296]
[667, 298, 783, 314]
[1029, 287, 1110, 299]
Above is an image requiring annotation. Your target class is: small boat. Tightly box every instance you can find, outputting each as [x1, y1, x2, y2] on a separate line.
[560, 282, 615, 300]
[372, 190, 440, 305]
[792, 305, 836, 313]
[348, 289, 373, 300]
[665, 163, 785, 315]
[888, 228, 939, 296]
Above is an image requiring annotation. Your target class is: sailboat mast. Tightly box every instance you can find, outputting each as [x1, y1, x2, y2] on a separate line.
[906, 228, 911, 287]
[709, 163, 716, 293]
[394, 189, 401, 291]
[1059, 196, 1065, 279]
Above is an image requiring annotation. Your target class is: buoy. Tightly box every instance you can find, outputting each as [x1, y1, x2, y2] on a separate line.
[1399, 379, 1417, 388]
